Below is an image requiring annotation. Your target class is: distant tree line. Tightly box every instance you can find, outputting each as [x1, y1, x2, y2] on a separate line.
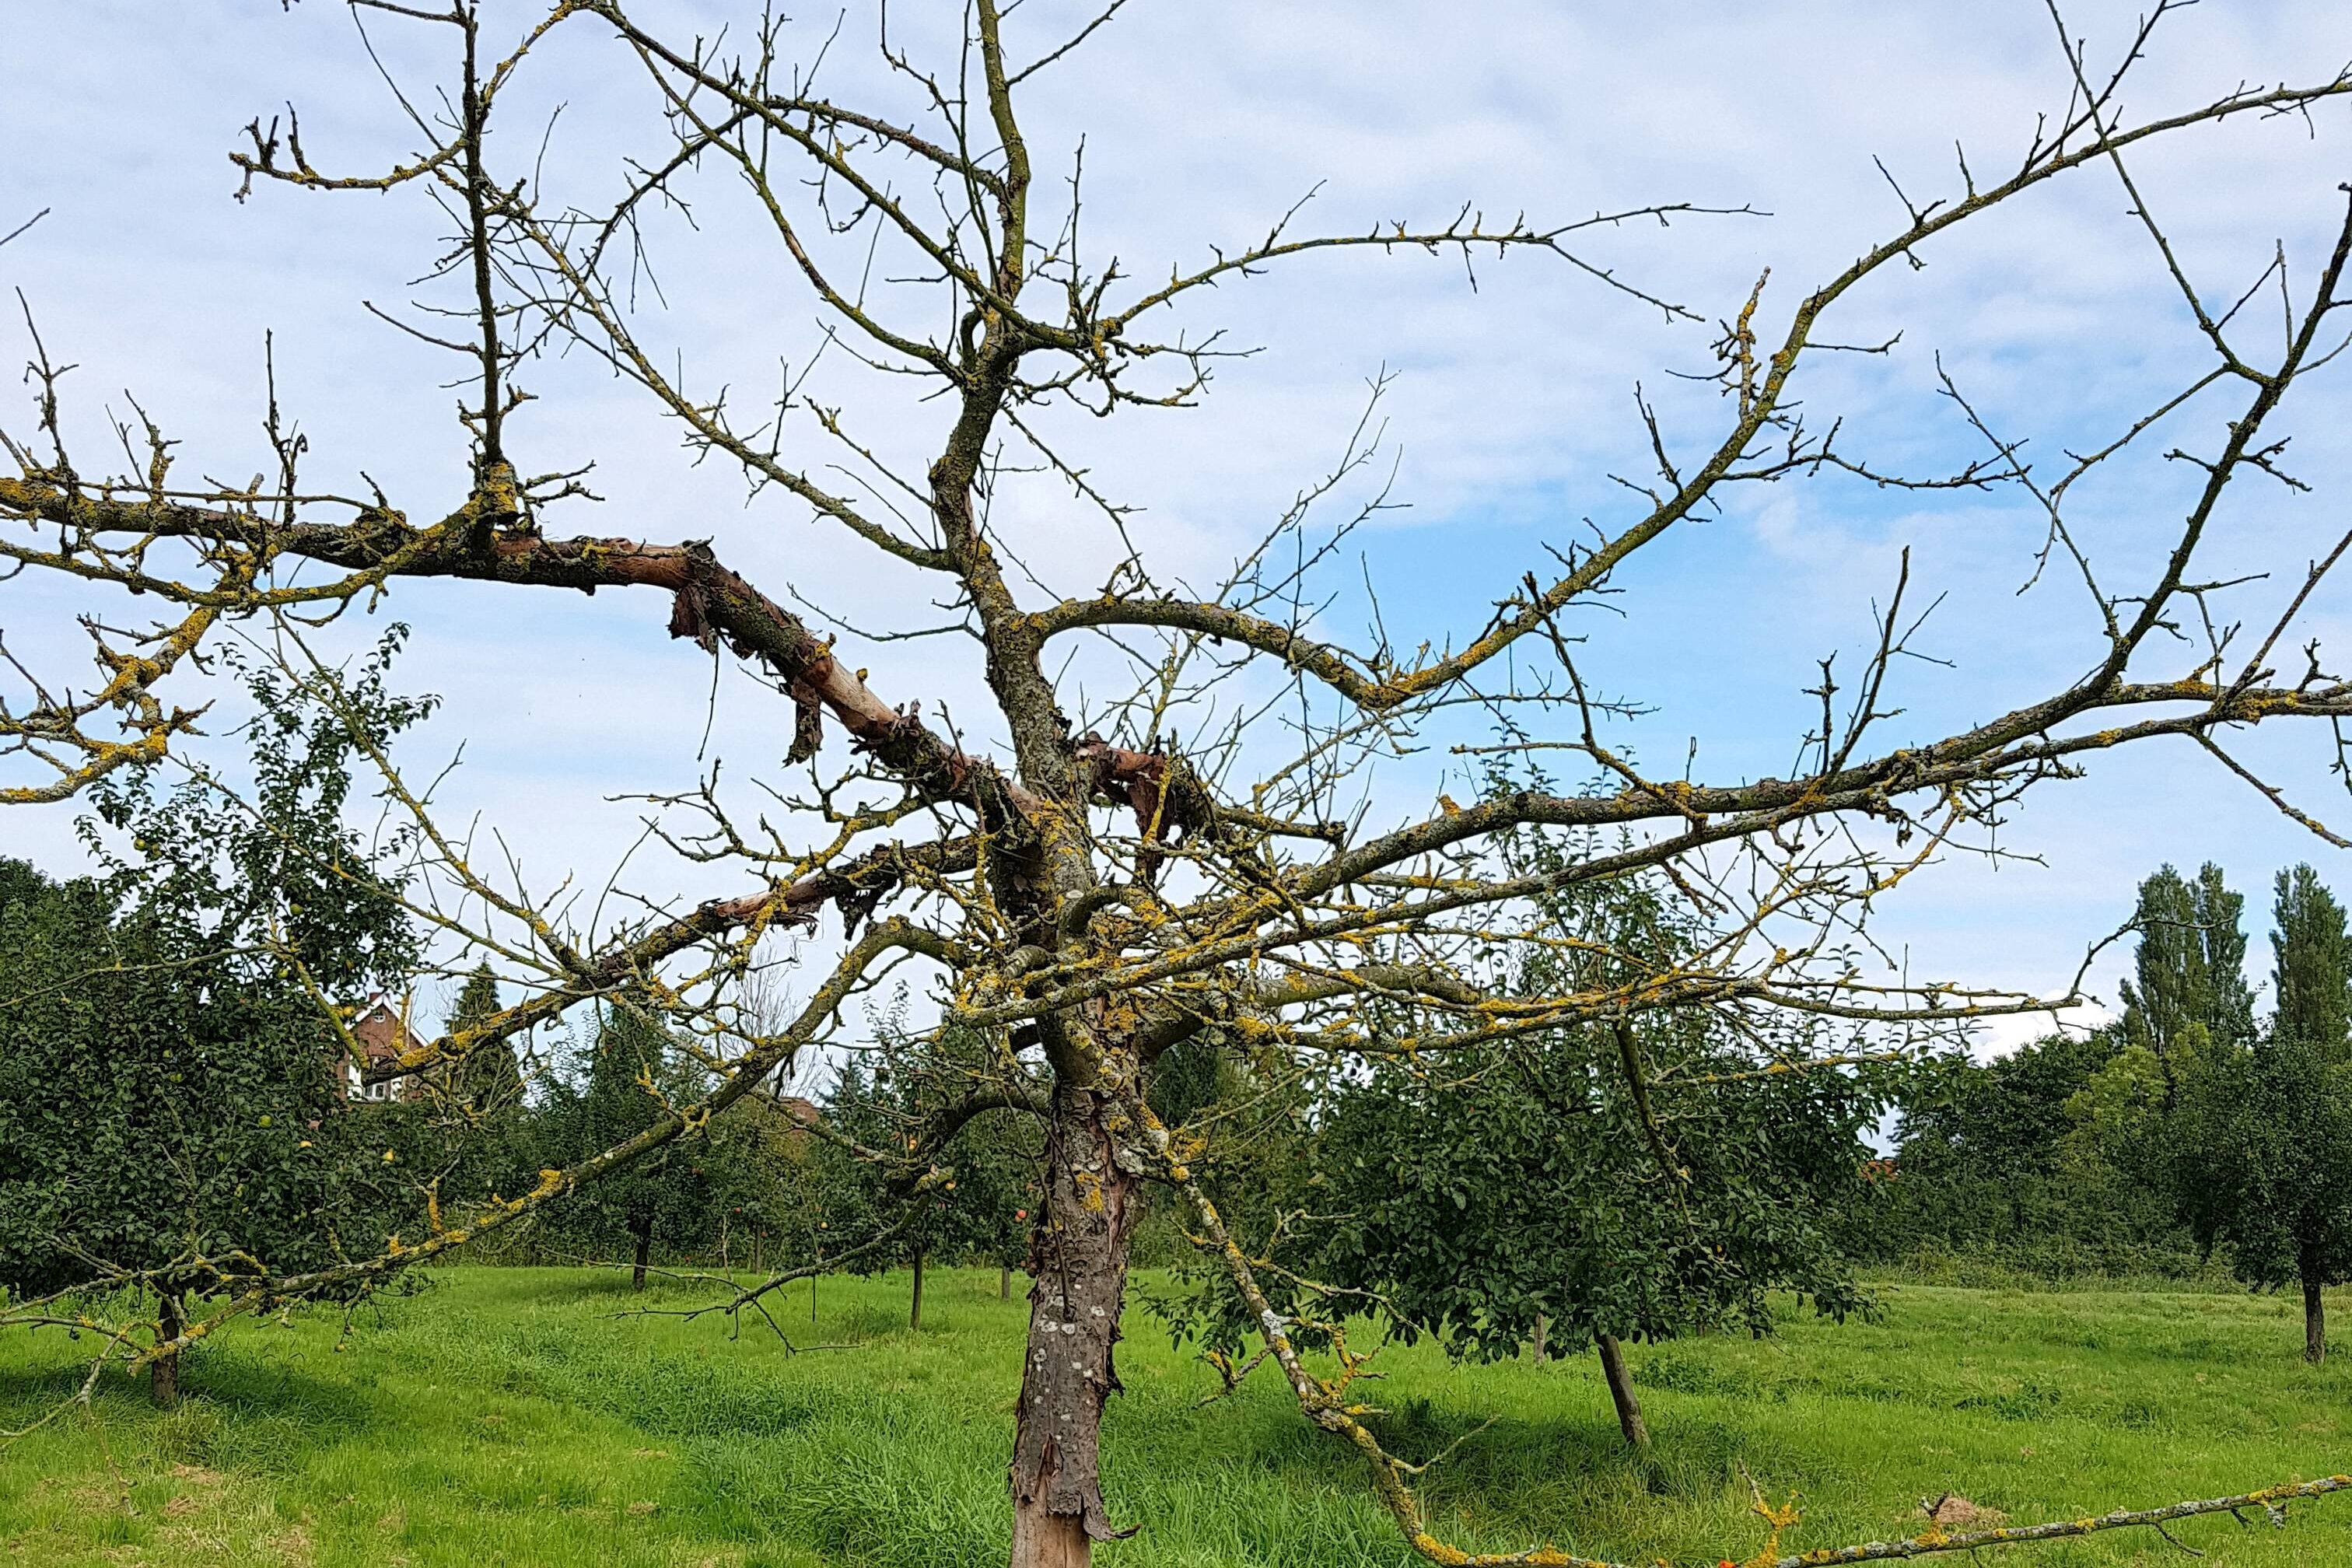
[10, 677, 2344, 1429]
[1871, 860, 2352, 1361]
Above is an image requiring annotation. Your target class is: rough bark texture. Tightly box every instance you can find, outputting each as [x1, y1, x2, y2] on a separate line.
[1008, 1081, 1139, 1566]
[999, 1265, 1013, 1301]
[2306, 1275, 2327, 1365]
[1598, 1333, 1649, 1448]
[912, 1251, 926, 1331]
[151, 1292, 183, 1411]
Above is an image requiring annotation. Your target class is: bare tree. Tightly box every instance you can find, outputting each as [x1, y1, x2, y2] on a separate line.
[8, 3, 2352, 1563]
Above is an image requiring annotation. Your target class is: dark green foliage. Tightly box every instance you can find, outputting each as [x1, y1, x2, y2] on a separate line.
[2172, 864, 2352, 1355]
[0, 635, 431, 1310]
[2177, 1031, 2352, 1293]
[700, 1091, 830, 1270]
[379, 964, 541, 1227]
[1872, 862, 2267, 1282]
[2269, 865, 2352, 1066]
[443, 964, 527, 1118]
[85, 635, 431, 1001]
[817, 1024, 1041, 1282]
[1306, 1024, 1878, 1362]
[1876, 1029, 2197, 1277]
[2119, 863, 2255, 1082]
[1895, 1031, 2123, 1186]
[1154, 798, 1884, 1367]
[534, 1005, 714, 1271]
[0, 862, 366, 1300]
[1128, 1027, 1315, 1272]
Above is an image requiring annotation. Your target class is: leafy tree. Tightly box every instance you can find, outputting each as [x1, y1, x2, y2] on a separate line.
[385, 964, 540, 1233]
[1311, 1021, 1878, 1449]
[440, 964, 527, 1118]
[2052, 1036, 2183, 1265]
[702, 1090, 830, 1277]
[2271, 866, 2352, 1063]
[0, 639, 427, 1404]
[1882, 865, 2258, 1283]
[1881, 1030, 2195, 1275]
[1155, 828, 1885, 1451]
[2119, 863, 2254, 1092]
[2179, 866, 2352, 1362]
[542, 1004, 714, 1289]
[821, 1024, 1041, 1327]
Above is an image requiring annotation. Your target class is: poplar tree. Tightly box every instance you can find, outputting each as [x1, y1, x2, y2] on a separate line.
[2179, 866, 2352, 1363]
[2119, 863, 2254, 1090]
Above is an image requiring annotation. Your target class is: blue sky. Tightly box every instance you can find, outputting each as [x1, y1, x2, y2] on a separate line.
[6, 0, 2352, 1052]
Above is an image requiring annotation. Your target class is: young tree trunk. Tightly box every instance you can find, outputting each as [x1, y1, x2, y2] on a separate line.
[999, 1265, 1012, 1301]
[2305, 1274, 2327, 1365]
[631, 1216, 653, 1292]
[1007, 1080, 1139, 1568]
[1598, 1333, 1649, 1449]
[912, 1250, 926, 1330]
[1529, 1313, 1547, 1360]
[151, 1290, 184, 1410]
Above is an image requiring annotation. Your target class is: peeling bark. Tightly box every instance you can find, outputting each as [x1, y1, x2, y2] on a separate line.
[1008, 1080, 1139, 1565]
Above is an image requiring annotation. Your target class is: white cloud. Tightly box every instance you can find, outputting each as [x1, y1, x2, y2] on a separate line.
[5, 0, 2352, 1031]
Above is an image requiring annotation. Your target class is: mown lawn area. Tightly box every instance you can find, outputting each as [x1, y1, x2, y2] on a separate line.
[2, 1268, 2348, 1566]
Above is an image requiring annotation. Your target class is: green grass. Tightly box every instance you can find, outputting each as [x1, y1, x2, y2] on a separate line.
[2, 1269, 2350, 1566]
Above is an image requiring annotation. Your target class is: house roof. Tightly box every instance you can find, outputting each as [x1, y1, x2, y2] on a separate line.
[349, 996, 428, 1068]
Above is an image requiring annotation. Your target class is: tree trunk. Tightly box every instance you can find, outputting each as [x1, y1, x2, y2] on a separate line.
[911, 1250, 926, 1330]
[151, 1290, 183, 1410]
[631, 1217, 652, 1292]
[1530, 1313, 1547, 1360]
[2306, 1275, 2327, 1365]
[1007, 1081, 1139, 1567]
[1598, 1332, 1649, 1449]
[999, 1265, 1012, 1301]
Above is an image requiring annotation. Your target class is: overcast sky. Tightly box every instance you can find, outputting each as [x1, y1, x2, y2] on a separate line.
[7, 0, 2352, 1052]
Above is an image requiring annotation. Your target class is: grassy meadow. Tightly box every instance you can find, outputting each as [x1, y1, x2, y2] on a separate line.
[2, 1268, 2349, 1566]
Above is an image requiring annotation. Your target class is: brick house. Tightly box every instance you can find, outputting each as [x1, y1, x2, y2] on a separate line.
[340, 995, 424, 1104]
